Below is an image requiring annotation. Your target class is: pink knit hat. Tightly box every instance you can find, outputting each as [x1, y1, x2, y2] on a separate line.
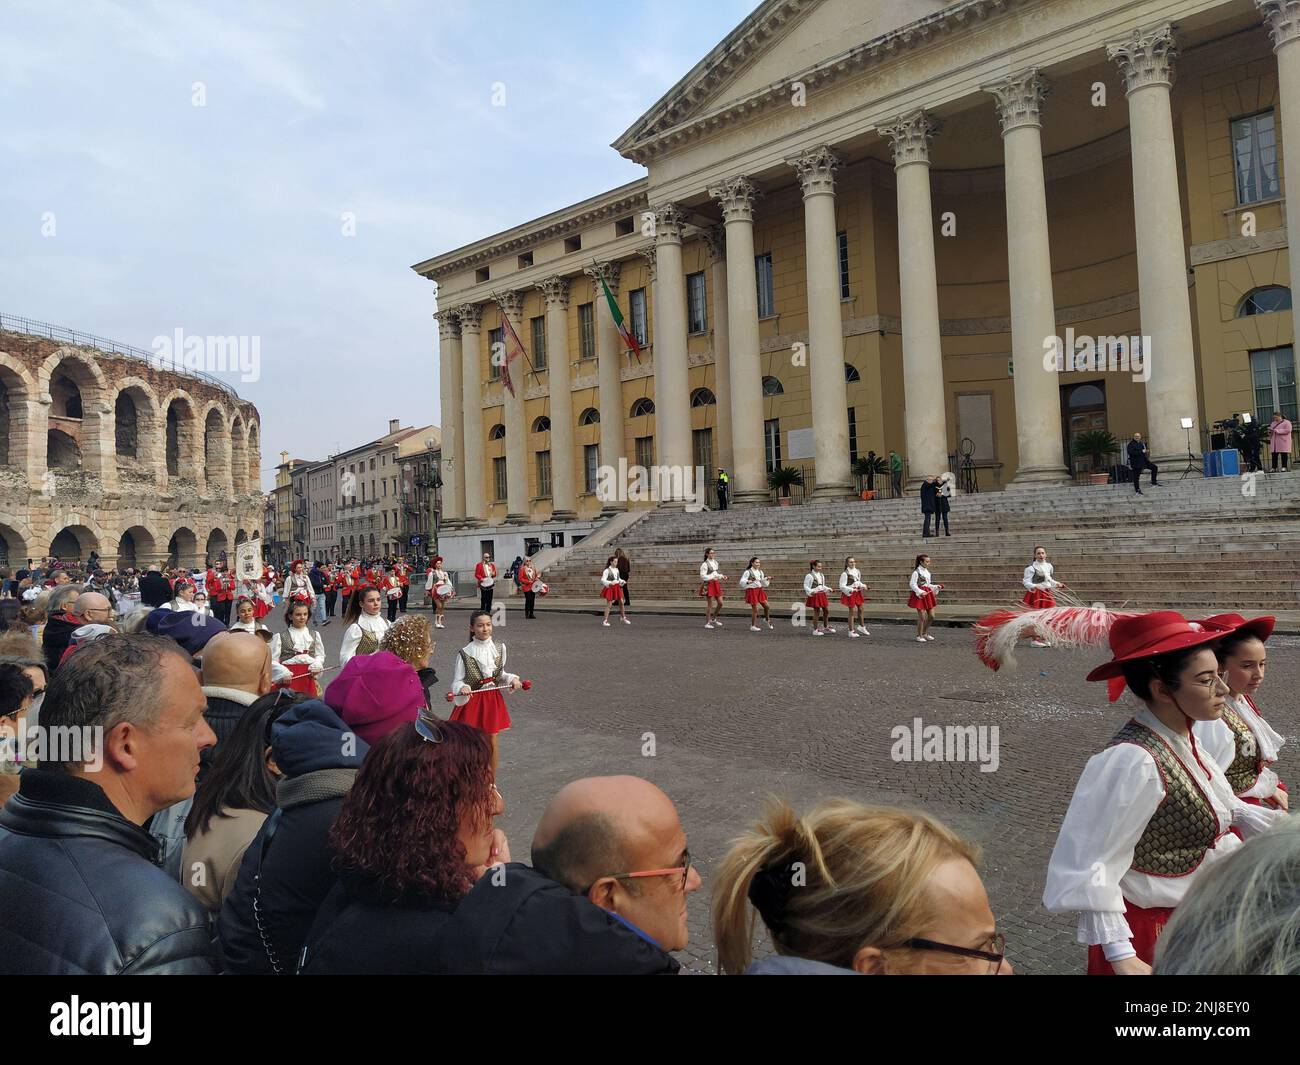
[324, 651, 425, 745]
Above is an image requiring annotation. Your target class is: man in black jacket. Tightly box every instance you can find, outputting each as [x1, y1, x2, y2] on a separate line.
[919, 475, 939, 538]
[0, 635, 217, 974]
[1127, 432, 1160, 495]
[138, 564, 172, 607]
[198, 631, 273, 776]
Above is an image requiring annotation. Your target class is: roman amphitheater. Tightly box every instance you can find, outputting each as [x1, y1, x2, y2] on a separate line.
[0, 320, 263, 571]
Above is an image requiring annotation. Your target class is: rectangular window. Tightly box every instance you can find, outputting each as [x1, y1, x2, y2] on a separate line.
[536, 450, 552, 497]
[756, 253, 775, 318]
[383, 511, 388, 530]
[629, 288, 648, 346]
[687, 272, 707, 333]
[837, 231, 850, 299]
[578, 303, 595, 360]
[584, 443, 599, 492]
[1233, 112, 1280, 205]
[635, 435, 654, 471]
[1251, 346, 1298, 425]
[488, 327, 504, 379]
[493, 457, 508, 501]
[848, 407, 858, 464]
[480, 539, 495, 560]
[764, 417, 782, 472]
[692, 427, 713, 486]
[530, 315, 547, 370]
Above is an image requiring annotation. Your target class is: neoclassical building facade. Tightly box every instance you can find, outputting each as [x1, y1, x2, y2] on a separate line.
[417, 0, 1300, 556]
[0, 328, 264, 570]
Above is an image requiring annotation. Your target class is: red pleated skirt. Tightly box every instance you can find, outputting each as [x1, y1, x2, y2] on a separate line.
[451, 688, 512, 735]
[840, 589, 865, 608]
[706, 579, 724, 599]
[1023, 588, 1056, 610]
[744, 588, 768, 606]
[601, 584, 623, 603]
[1086, 901, 1173, 974]
[907, 590, 937, 610]
[805, 591, 829, 609]
[253, 599, 271, 619]
[280, 662, 320, 698]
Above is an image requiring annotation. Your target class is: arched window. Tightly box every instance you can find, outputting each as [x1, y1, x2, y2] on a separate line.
[1238, 286, 1292, 316]
[690, 388, 716, 407]
[762, 375, 784, 396]
[488, 423, 506, 440]
[844, 363, 861, 383]
[579, 408, 600, 425]
[630, 398, 656, 417]
[1067, 383, 1106, 408]
[532, 416, 551, 433]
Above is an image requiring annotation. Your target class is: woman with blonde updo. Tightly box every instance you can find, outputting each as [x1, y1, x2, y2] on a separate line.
[380, 613, 438, 710]
[711, 798, 1012, 975]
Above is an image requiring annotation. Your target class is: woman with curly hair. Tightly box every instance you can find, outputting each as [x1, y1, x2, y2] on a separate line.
[380, 613, 438, 709]
[298, 718, 507, 974]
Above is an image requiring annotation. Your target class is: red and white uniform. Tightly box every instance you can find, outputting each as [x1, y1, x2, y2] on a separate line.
[450, 636, 517, 736]
[1022, 560, 1061, 610]
[699, 559, 725, 599]
[1194, 692, 1288, 808]
[740, 567, 769, 606]
[382, 573, 403, 601]
[283, 569, 315, 606]
[1044, 706, 1284, 973]
[271, 625, 326, 697]
[803, 570, 830, 609]
[907, 566, 938, 610]
[600, 565, 625, 604]
[426, 566, 454, 600]
[475, 561, 497, 590]
[839, 567, 866, 608]
[519, 564, 540, 593]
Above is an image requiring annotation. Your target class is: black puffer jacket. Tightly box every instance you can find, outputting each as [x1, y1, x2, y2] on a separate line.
[217, 699, 367, 974]
[41, 612, 81, 674]
[0, 770, 216, 974]
[139, 571, 173, 608]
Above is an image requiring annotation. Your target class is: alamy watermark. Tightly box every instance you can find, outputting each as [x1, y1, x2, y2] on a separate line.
[0, 722, 104, 771]
[1042, 328, 1150, 383]
[890, 716, 999, 773]
[150, 328, 261, 383]
[596, 460, 707, 509]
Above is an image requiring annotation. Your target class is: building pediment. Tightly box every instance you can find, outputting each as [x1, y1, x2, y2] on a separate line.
[612, 0, 1017, 164]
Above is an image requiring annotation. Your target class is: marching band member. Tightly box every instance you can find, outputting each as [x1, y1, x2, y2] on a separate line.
[519, 556, 541, 620]
[475, 552, 497, 613]
[451, 609, 522, 775]
[381, 566, 404, 623]
[322, 563, 338, 619]
[282, 559, 315, 611]
[228, 596, 270, 636]
[338, 563, 356, 616]
[168, 577, 199, 613]
[908, 554, 941, 643]
[600, 555, 629, 627]
[803, 560, 833, 636]
[1193, 613, 1288, 811]
[740, 556, 773, 632]
[396, 557, 411, 615]
[425, 555, 454, 629]
[838, 556, 870, 638]
[271, 596, 326, 697]
[1039, 612, 1285, 974]
[339, 585, 391, 669]
[1022, 547, 1064, 646]
[700, 547, 727, 630]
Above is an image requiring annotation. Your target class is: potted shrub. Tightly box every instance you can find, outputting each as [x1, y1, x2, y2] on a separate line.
[852, 455, 888, 499]
[1071, 429, 1120, 485]
[767, 465, 804, 505]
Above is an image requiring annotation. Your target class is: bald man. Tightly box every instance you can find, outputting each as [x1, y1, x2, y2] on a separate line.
[198, 631, 273, 778]
[42, 590, 106, 674]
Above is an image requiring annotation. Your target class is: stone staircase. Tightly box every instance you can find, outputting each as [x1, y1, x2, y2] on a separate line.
[540, 475, 1300, 611]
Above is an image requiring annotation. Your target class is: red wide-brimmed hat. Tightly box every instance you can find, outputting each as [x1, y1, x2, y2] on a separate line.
[1085, 611, 1227, 682]
[1197, 612, 1275, 643]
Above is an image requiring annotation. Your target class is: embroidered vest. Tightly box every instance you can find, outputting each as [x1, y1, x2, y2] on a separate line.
[281, 633, 312, 664]
[1107, 720, 1220, 877]
[1219, 705, 1264, 796]
[460, 645, 505, 689]
[355, 626, 381, 657]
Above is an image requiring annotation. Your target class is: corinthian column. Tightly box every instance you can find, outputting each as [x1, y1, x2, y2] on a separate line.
[984, 70, 1071, 486]
[788, 145, 853, 497]
[435, 308, 465, 523]
[703, 225, 733, 475]
[1259, 2, 1300, 309]
[1107, 24, 1200, 465]
[880, 109, 948, 486]
[708, 175, 766, 504]
[539, 276, 577, 518]
[585, 262, 627, 511]
[651, 203, 693, 501]
[495, 290, 530, 522]
[458, 303, 485, 524]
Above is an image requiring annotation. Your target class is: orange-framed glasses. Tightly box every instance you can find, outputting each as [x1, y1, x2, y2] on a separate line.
[588, 850, 692, 894]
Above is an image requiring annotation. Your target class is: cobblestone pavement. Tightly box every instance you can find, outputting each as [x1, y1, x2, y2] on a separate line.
[313, 605, 1300, 976]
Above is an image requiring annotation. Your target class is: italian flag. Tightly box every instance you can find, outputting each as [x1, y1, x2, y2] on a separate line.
[599, 273, 643, 364]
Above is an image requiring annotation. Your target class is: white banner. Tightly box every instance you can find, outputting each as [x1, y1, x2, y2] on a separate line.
[235, 540, 262, 582]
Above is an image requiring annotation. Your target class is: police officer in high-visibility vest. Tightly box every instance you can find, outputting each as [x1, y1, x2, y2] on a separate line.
[716, 468, 730, 510]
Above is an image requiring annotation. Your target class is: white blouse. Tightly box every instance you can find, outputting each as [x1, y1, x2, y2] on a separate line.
[803, 571, 829, 597]
[339, 612, 391, 668]
[699, 559, 724, 581]
[740, 568, 769, 590]
[1193, 693, 1286, 801]
[451, 637, 518, 692]
[601, 567, 624, 587]
[282, 573, 315, 604]
[909, 567, 934, 597]
[1043, 706, 1284, 954]
[839, 568, 865, 595]
[228, 619, 267, 636]
[425, 568, 451, 591]
[271, 626, 325, 673]
[169, 599, 198, 613]
[1023, 561, 1060, 592]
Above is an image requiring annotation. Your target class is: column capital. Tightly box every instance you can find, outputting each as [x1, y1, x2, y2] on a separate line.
[787, 145, 842, 197]
[585, 261, 620, 297]
[880, 109, 941, 167]
[708, 175, 760, 223]
[538, 275, 570, 310]
[494, 290, 523, 321]
[434, 308, 461, 341]
[1258, 1, 1300, 49]
[1106, 23, 1177, 94]
[455, 303, 483, 331]
[983, 69, 1050, 135]
[651, 202, 688, 244]
[702, 224, 726, 264]
[640, 248, 658, 284]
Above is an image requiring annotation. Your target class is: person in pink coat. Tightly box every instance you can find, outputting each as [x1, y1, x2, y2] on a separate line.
[1269, 411, 1292, 471]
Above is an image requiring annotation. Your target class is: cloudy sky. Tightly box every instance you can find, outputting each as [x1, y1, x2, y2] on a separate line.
[1, 0, 755, 489]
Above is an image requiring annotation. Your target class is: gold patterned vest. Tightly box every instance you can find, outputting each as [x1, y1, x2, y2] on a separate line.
[460, 644, 504, 688]
[355, 630, 380, 657]
[1219, 706, 1263, 796]
[1108, 720, 1220, 877]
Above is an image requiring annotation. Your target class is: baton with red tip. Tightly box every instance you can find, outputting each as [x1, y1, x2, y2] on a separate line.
[446, 678, 533, 708]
